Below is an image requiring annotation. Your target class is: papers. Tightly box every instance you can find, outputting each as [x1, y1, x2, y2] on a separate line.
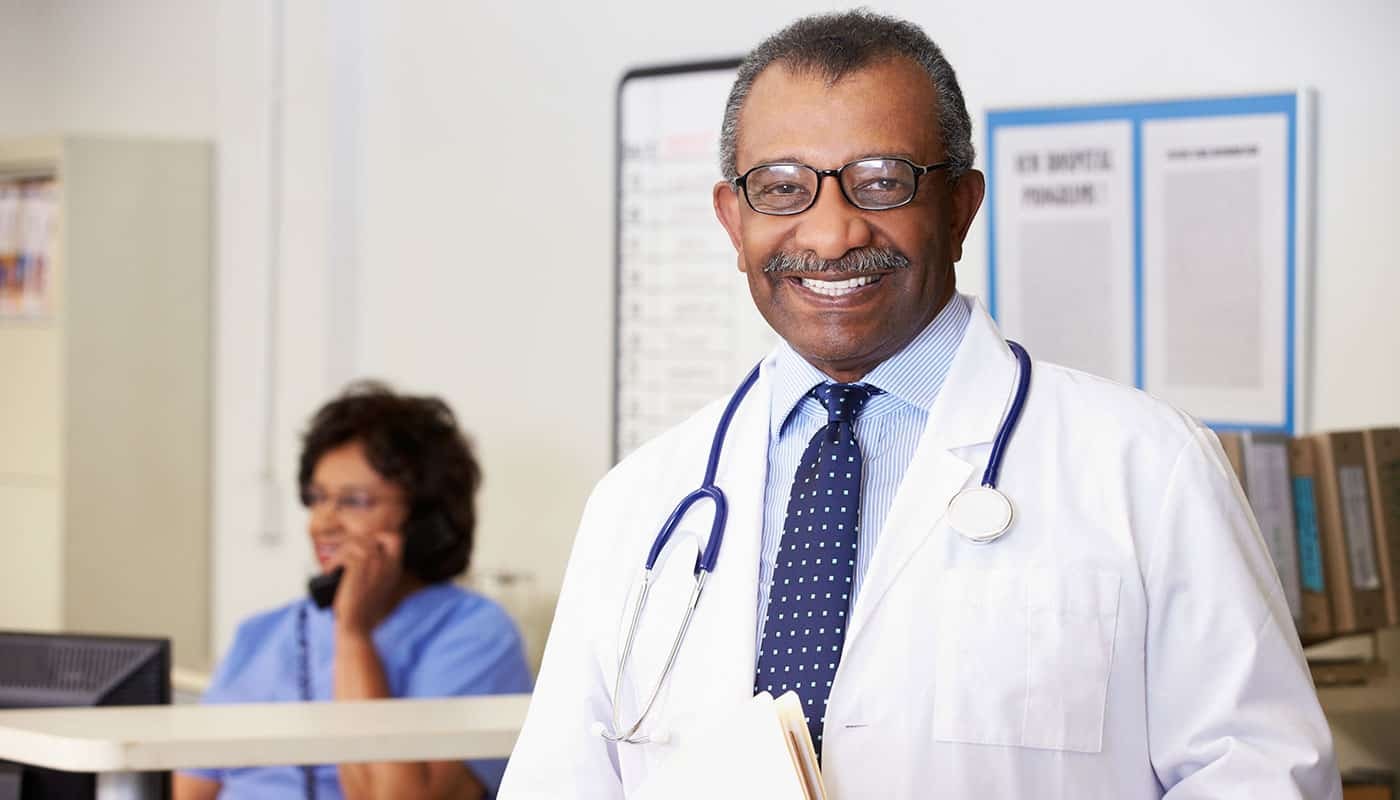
[634, 691, 825, 800]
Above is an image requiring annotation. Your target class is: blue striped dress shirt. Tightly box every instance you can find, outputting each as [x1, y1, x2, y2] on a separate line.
[756, 292, 971, 653]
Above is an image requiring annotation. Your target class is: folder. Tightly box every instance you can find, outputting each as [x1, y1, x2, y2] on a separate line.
[1240, 433, 1303, 626]
[1362, 428, 1400, 627]
[1312, 432, 1387, 634]
[634, 691, 825, 800]
[1288, 438, 1333, 639]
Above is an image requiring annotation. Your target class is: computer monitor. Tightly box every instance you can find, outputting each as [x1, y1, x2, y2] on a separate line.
[0, 631, 170, 800]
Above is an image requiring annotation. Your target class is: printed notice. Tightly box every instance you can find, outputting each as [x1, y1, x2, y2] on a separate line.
[1140, 114, 1289, 427]
[986, 94, 1305, 433]
[991, 121, 1134, 385]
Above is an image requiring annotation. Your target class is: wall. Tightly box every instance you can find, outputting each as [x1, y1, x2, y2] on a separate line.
[350, 0, 1400, 630]
[1, 1, 1398, 752]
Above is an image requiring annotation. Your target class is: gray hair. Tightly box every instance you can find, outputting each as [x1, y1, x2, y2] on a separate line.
[719, 10, 975, 182]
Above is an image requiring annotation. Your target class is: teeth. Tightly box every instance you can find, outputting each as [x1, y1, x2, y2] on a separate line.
[798, 274, 880, 296]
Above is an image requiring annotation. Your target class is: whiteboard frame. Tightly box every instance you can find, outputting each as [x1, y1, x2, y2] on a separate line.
[613, 59, 742, 464]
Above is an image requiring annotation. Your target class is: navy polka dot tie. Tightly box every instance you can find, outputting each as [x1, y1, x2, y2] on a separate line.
[754, 382, 878, 758]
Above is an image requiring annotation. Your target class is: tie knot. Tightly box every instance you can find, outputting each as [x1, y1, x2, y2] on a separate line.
[812, 383, 878, 424]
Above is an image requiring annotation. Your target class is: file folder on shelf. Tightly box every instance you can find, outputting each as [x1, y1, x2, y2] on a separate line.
[1241, 433, 1304, 627]
[1362, 428, 1400, 627]
[1312, 432, 1387, 634]
[1289, 437, 1333, 640]
[634, 691, 825, 800]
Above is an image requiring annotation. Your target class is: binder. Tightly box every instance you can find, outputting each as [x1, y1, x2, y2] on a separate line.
[1312, 432, 1387, 634]
[1362, 428, 1400, 627]
[0, 182, 20, 314]
[1288, 438, 1332, 639]
[1240, 433, 1303, 626]
[1217, 432, 1248, 491]
[634, 691, 825, 800]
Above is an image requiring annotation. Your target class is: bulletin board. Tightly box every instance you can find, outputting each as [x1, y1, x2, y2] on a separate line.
[986, 92, 1314, 433]
[613, 60, 778, 461]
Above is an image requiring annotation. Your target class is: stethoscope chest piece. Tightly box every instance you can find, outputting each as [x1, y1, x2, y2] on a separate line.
[947, 485, 1014, 544]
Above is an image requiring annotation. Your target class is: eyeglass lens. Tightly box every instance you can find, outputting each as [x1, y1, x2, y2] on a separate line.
[743, 158, 919, 214]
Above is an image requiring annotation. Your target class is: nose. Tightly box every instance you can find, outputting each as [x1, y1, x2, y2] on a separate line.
[307, 502, 341, 535]
[791, 174, 873, 261]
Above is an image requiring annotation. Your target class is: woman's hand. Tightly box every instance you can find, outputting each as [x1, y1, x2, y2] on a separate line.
[331, 530, 405, 636]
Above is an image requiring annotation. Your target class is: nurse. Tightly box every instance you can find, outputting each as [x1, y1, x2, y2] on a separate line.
[175, 383, 533, 800]
[502, 9, 1339, 800]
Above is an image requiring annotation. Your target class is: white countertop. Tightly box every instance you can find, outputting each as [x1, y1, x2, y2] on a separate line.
[0, 694, 532, 772]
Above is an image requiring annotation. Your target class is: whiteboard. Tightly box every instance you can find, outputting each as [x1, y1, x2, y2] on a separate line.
[614, 61, 779, 461]
[986, 92, 1314, 434]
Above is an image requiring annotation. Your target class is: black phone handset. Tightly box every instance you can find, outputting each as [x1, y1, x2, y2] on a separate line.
[307, 566, 344, 609]
[307, 512, 457, 610]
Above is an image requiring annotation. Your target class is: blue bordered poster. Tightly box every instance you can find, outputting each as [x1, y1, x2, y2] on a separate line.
[986, 92, 1313, 434]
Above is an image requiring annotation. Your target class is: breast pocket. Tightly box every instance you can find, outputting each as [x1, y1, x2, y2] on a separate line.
[933, 568, 1121, 753]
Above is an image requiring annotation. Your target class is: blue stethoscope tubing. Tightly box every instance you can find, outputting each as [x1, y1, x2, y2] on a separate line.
[596, 340, 1030, 744]
[987, 340, 1031, 488]
[596, 362, 762, 744]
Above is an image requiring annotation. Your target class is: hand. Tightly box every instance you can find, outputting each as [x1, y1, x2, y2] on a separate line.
[330, 530, 405, 637]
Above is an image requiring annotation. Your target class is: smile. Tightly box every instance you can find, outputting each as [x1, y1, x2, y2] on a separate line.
[795, 274, 884, 297]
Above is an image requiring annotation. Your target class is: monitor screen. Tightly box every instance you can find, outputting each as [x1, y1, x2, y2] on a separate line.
[0, 631, 170, 800]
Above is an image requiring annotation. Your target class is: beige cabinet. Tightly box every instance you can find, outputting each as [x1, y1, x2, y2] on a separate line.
[0, 137, 212, 669]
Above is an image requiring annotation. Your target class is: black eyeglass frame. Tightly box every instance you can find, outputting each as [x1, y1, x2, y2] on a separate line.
[731, 156, 954, 216]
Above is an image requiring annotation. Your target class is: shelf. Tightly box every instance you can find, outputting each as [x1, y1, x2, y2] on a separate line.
[1308, 629, 1400, 715]
[1318, 681, 1400, 715]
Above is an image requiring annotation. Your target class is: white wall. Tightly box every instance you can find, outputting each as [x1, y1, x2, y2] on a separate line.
[2, 0, 1398, 690]
[0, 0, 215, 137]
[348, 0, 1400, 626]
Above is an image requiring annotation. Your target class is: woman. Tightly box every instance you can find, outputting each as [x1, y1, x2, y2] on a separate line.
[175, 383, 532, 799]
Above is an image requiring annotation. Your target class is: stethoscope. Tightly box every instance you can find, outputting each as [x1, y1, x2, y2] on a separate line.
[592, 341, 1032, 745]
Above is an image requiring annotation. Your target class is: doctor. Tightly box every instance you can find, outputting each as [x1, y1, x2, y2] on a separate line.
[501, 10, 1338, 799]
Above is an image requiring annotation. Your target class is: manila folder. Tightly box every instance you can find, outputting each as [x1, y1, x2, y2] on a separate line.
[633, 691, 825, 800]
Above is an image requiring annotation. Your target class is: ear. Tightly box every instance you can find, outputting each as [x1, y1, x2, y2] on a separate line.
[713, 180, 747, 272]
[947, 169, 986, 263]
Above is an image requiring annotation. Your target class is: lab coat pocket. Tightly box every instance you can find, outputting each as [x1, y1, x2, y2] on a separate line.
[933, 568, 1120, 753]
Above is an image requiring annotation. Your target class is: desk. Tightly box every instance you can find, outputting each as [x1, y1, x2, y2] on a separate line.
[0, 694, 531, 798]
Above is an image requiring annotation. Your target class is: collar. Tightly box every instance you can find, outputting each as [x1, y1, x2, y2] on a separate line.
[768, 292, 973, 438]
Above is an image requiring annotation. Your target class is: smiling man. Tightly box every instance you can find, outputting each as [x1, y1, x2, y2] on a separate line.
[501, 11, 1338, 799]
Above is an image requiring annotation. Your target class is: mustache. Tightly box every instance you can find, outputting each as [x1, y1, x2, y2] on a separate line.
[761, 247, 911, 275]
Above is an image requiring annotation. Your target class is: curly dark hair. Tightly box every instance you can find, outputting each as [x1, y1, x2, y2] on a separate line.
[297, 381, 481, 583]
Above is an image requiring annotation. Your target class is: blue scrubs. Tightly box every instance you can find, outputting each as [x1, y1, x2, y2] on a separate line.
[182, 583, 533, 798]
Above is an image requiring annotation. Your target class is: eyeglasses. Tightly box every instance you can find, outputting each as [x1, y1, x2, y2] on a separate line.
[299, 487, 397, 515]
[732, 156, 953, 216]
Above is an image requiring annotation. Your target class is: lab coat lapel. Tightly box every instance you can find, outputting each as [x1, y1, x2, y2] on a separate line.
[847, 301, 1019, 643]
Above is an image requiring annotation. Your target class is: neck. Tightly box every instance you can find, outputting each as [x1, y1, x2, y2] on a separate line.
[389, 575, 429, 609]
[807, 287, 957, 383]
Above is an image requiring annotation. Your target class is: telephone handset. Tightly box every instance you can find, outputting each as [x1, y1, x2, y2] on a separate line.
[308, 566, 344, 609]
[306, 511, 457, 609]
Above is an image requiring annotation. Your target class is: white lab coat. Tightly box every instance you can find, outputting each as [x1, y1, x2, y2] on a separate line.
[501, 300, 1340, 799]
